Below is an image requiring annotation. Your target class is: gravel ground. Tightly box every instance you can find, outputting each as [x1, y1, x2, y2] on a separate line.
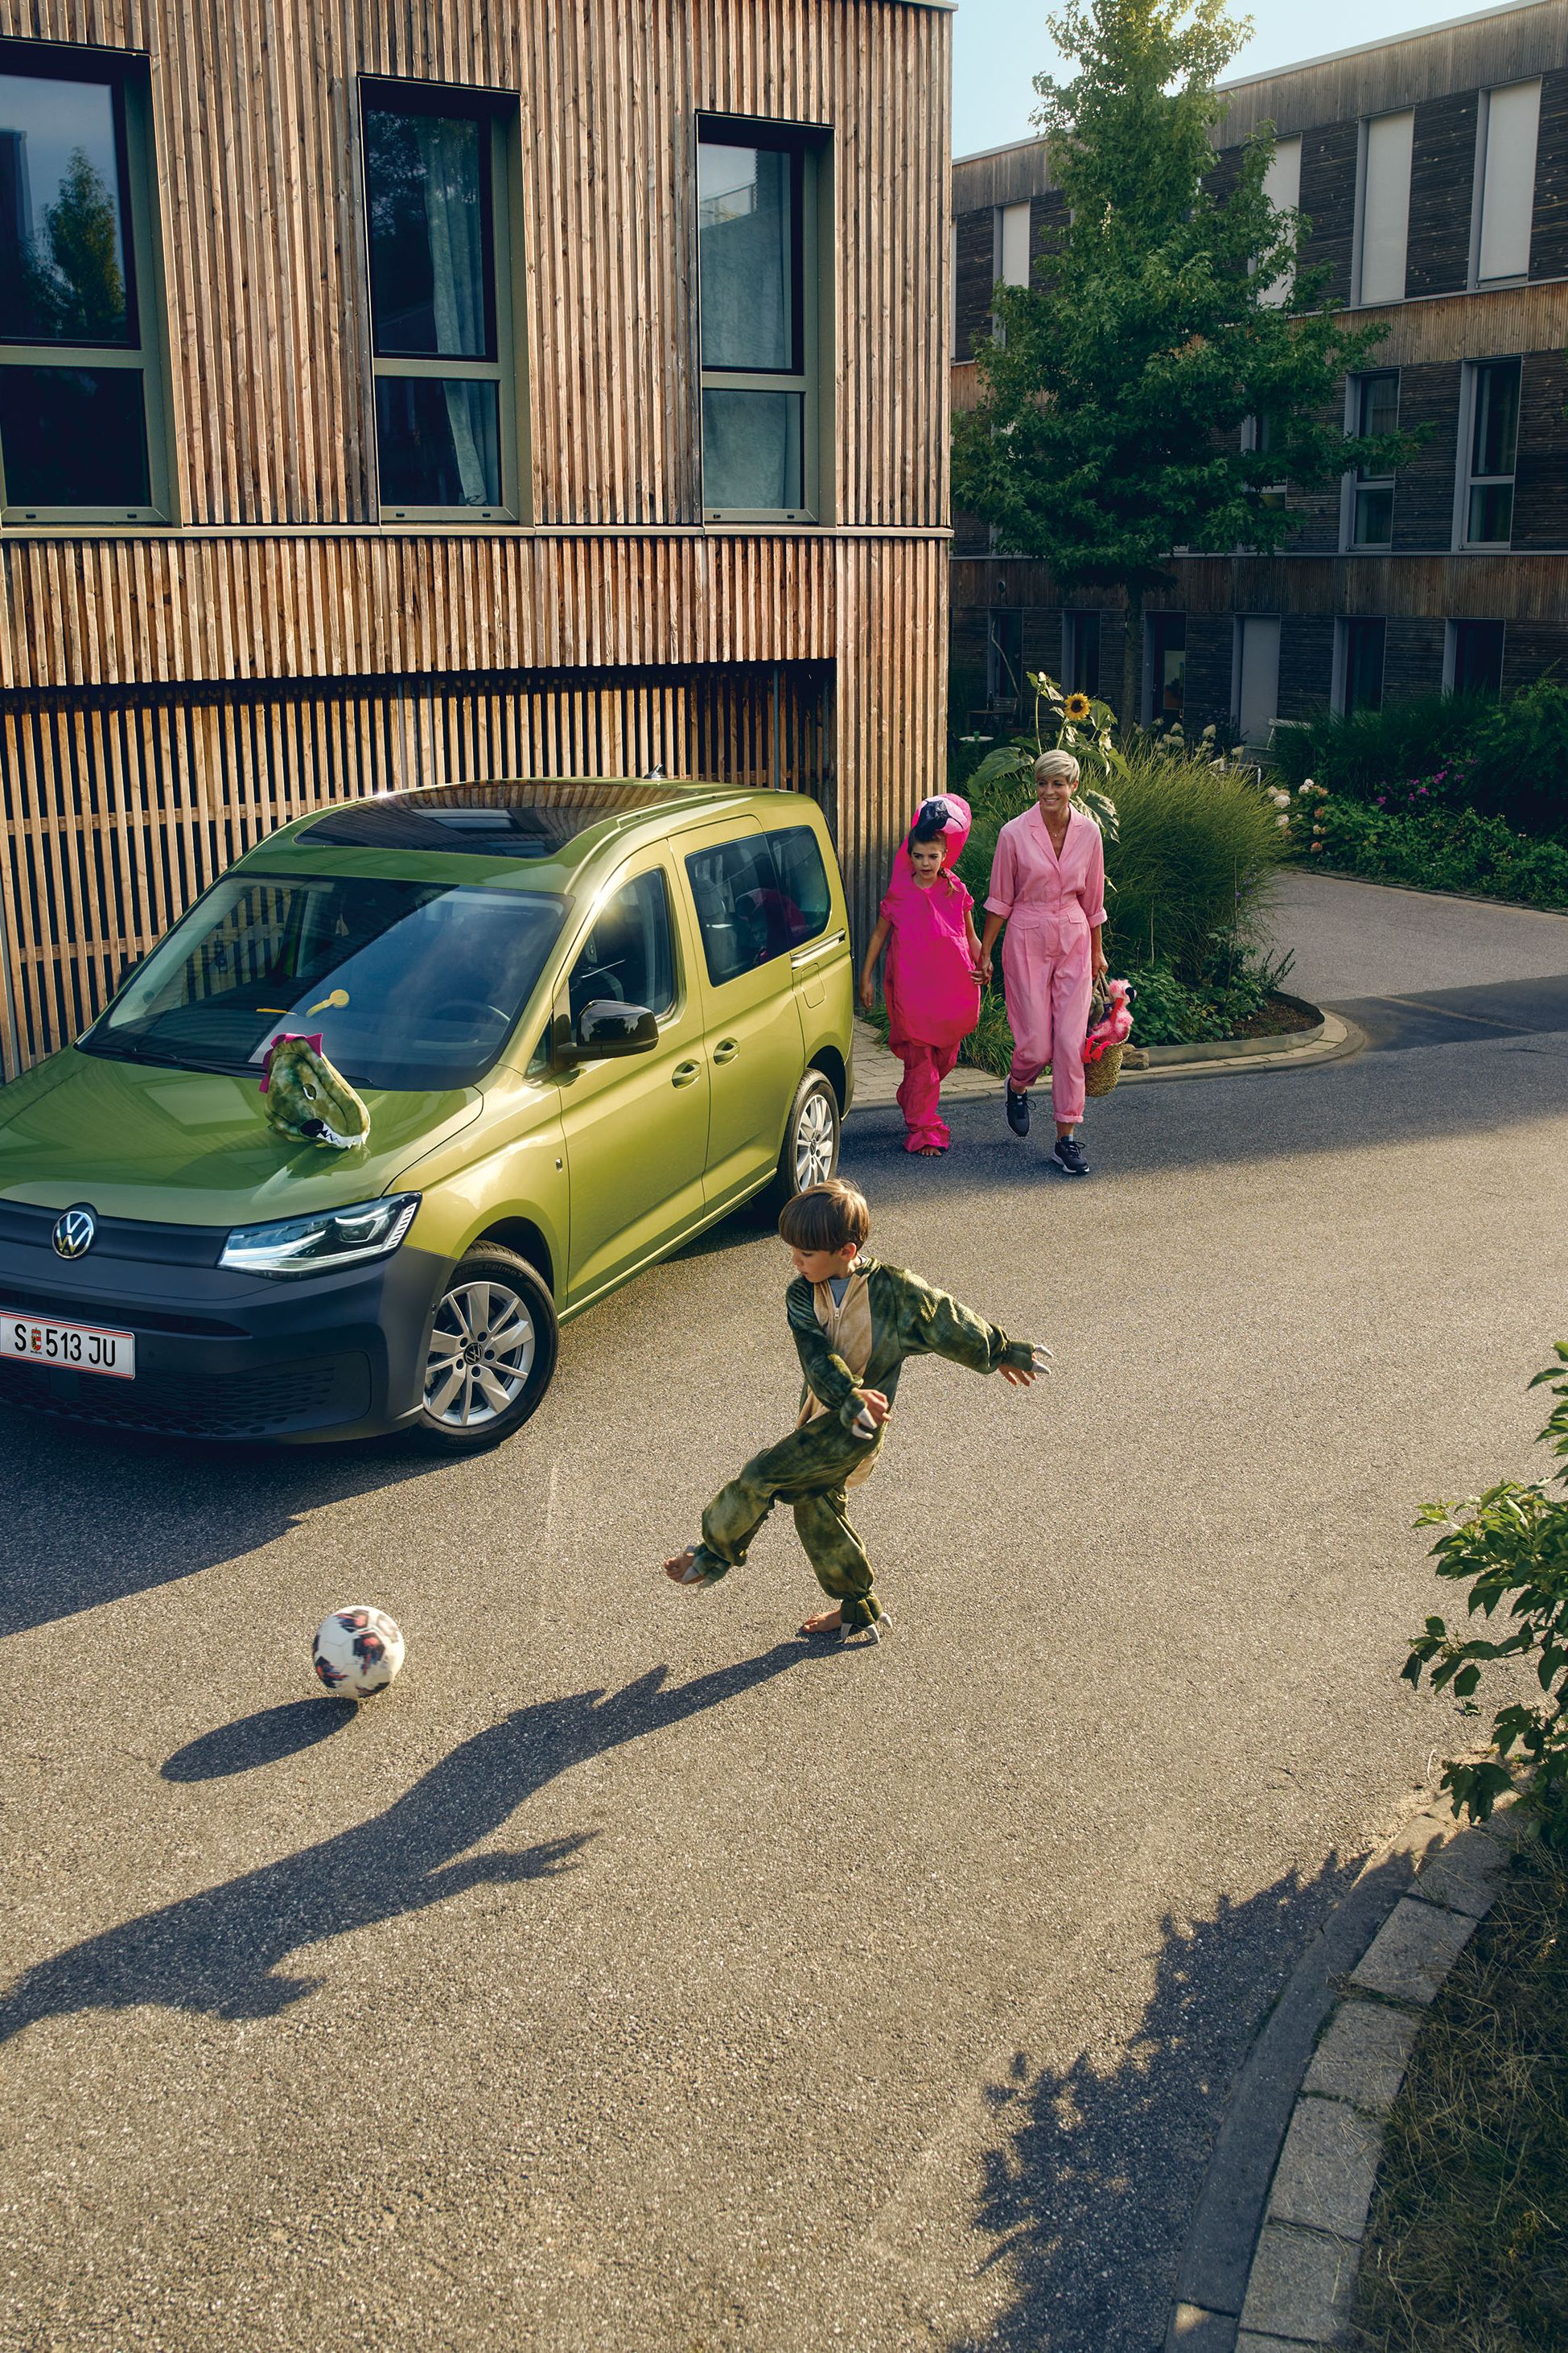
[2, 877, 1565, 2352]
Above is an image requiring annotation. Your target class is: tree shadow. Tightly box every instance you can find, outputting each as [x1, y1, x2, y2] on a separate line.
[162, 1698, 360, 1780]
[0, 1647, 810, 2047]
[951, 1852, 1359, 2353]
[0, 1413, 433, 1638]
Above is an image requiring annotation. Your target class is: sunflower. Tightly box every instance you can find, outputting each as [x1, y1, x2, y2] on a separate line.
[1064, 692, 1093, 723]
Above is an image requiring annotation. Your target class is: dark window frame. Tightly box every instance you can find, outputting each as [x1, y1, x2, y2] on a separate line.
[1458, 355, 1521, 550]
[1348, 369, 1398, 549]
[696, 111, 829, 525]
[0, 35, 170, 525]
[359, 74, 525, 525]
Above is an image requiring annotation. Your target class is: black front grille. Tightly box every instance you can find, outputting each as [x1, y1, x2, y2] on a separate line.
[0, 1352, 372, 1438]
[0, 1199, 224, 1267]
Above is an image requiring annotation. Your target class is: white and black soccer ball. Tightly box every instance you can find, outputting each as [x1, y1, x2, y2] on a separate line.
[312, 1605, 405, 1698]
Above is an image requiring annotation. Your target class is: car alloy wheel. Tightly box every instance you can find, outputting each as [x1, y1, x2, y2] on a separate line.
[792, 1087, 838, 1190]
[416, 1243, 558, 1453]
[424, 1279, 536, 1428]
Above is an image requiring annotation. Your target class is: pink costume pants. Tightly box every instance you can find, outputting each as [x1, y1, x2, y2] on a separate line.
[894, 1040, 960, 1150]
[1002, 926, 1093, 1127]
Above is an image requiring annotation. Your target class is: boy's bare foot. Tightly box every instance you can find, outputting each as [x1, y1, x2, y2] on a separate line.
[800, 1605, 844, 1636]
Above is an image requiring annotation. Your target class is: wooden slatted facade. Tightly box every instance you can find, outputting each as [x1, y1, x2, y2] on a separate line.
[0, 0, 954, 1078]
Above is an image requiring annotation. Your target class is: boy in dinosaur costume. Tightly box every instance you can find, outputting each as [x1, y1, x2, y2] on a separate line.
[664, 1177, 1048, 1641]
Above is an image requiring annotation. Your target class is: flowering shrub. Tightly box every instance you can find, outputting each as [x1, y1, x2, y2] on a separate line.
[1269, 680, 1568, 836]
[1286, 788, 1568, 908]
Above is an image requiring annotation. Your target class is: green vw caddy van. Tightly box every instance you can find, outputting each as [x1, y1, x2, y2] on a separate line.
[0, 780, 854, 1451]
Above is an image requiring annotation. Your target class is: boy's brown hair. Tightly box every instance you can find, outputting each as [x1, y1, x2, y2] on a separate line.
[777, 1178, 871, 1256]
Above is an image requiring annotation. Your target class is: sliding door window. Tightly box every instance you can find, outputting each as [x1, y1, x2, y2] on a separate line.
[698, 118, 827, 521]
[0, 39, 168, 521]
[362, 80, 522, 521]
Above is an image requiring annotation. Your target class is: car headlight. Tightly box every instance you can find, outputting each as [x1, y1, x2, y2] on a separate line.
[220, 1194, 421, 1277]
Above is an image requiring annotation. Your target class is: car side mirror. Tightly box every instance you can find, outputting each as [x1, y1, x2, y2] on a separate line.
[556, 999, 658, 1067]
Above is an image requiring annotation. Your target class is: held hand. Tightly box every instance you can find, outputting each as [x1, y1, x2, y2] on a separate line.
[977, 955, 993, 987]
[1091, 948, 1109, 981]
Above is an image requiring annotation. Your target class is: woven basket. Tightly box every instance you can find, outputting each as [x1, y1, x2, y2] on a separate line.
[1083, 1041, 1125, 1098]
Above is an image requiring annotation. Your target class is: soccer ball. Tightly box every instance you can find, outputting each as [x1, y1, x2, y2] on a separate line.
[312, 1605, 405, 1698]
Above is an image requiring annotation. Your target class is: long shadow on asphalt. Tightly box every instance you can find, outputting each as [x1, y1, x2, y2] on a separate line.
[0, 1650, 813, 2048]
[951, 1850, 1358, 2353]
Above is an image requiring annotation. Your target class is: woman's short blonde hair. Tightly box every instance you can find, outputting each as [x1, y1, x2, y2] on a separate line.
[1033, 749, 1080, 786]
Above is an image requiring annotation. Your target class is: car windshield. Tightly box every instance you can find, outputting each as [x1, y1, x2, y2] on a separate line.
[82, 874, 566, 1090]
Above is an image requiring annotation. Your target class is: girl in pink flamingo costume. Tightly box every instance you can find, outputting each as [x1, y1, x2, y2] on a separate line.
[859, 797, 982, 1156]
[978, 748, 1108, 1178]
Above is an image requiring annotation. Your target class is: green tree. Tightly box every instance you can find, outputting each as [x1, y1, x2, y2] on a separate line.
[953, 0, 1410, 722]
[42, 148, 126, 340]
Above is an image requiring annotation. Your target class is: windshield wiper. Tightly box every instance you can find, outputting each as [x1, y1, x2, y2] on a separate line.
[80, 1034, 253, 1078]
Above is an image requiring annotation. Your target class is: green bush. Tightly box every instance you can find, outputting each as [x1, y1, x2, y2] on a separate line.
[1270, 681, 1568, 837]
[1294, 793, 1568, 910]
[1403, 1345, 1568, 1846]
[1096, 743, 1288, 979]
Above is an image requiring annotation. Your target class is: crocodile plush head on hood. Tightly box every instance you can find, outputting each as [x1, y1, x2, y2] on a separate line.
[258, 1033, 371, 1151]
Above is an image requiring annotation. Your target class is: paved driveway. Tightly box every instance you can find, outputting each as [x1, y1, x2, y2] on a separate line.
[2, 877, 1566, 2352]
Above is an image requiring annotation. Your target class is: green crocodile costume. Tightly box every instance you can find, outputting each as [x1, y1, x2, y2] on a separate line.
[687, 1256, 1035, 1630]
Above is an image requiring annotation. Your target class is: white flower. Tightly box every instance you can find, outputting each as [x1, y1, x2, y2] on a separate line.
[1276, 814, 1290, 828]
[1297, 782, 1313, 796]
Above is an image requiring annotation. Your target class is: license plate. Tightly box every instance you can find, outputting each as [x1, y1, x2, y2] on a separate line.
[2, 1309, 136, 1380]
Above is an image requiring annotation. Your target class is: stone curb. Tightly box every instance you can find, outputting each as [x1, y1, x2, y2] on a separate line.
[1165, 1791, 1531, 2352]
[846, 1012, 1364, 1118]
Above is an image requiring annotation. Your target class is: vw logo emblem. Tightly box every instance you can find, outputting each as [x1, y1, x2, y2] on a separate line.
[52, 1205, 97, 1260]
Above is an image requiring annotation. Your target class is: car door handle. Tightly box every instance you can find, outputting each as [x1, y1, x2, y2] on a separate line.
[672, 1061, 702, 1087]
[712, 1039, 739, 1064]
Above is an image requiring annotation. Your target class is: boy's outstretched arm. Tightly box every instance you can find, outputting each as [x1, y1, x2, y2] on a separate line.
[896, 1267, 1043, 1381]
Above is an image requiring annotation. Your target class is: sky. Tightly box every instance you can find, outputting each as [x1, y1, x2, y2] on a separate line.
[953, 0, 1523, 155]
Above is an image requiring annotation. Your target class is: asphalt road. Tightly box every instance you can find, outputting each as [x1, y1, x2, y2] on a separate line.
[3, 876, 1566, 2352]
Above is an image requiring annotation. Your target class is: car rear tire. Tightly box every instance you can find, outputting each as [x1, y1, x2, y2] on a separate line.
[764, 1069, 841, 1214]
[415, 1244, 558, 1456]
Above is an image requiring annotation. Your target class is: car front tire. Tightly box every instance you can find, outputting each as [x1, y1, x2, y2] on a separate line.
[765, 1069, 842, 1214]
[415, 1243, 558, 1455]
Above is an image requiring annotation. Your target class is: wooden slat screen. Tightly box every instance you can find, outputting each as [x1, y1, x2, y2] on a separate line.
[0, 661, 833, 1079]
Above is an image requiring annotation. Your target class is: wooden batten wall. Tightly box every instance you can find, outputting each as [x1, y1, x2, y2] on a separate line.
[0, 0, 952, 1075]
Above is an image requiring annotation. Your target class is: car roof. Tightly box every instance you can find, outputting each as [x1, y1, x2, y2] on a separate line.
[234, 777, 813, 891]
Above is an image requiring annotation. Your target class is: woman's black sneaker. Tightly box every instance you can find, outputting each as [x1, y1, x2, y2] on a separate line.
[1006, 1086, 1030, 1136]
[1052, 1135, 1089, 1176]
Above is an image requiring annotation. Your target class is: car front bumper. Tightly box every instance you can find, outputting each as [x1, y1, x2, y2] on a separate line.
[0, 1198, 448, 1443]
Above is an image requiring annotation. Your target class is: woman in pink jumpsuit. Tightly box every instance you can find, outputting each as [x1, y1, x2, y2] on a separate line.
[860, 797, 982, 1155]
[978, 750, 1108, 1177]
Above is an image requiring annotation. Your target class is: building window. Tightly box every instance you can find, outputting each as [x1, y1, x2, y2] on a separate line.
[1460, 358, 1520, 547]
[1473, 81, 1541, 284]
[1063, 612, 1101, 698]
[1233, 616, 1281, 746]
[1258, 136, 1300, 307]
[1242, 412, 1287, 510]
[362, 80, 521, 521]
[1337, 618, 1385, 715]
[0, 40, 168, 522]
[1148, 613, 1186, 724]
[1356, 111, 1413, 306]
[698, 118, 825, 521]
[986, 609, 1023, 714]
[1447, 619, 1504, 696]
[1349, 372, 1397, 547]
[997, 200, 1030, 291]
